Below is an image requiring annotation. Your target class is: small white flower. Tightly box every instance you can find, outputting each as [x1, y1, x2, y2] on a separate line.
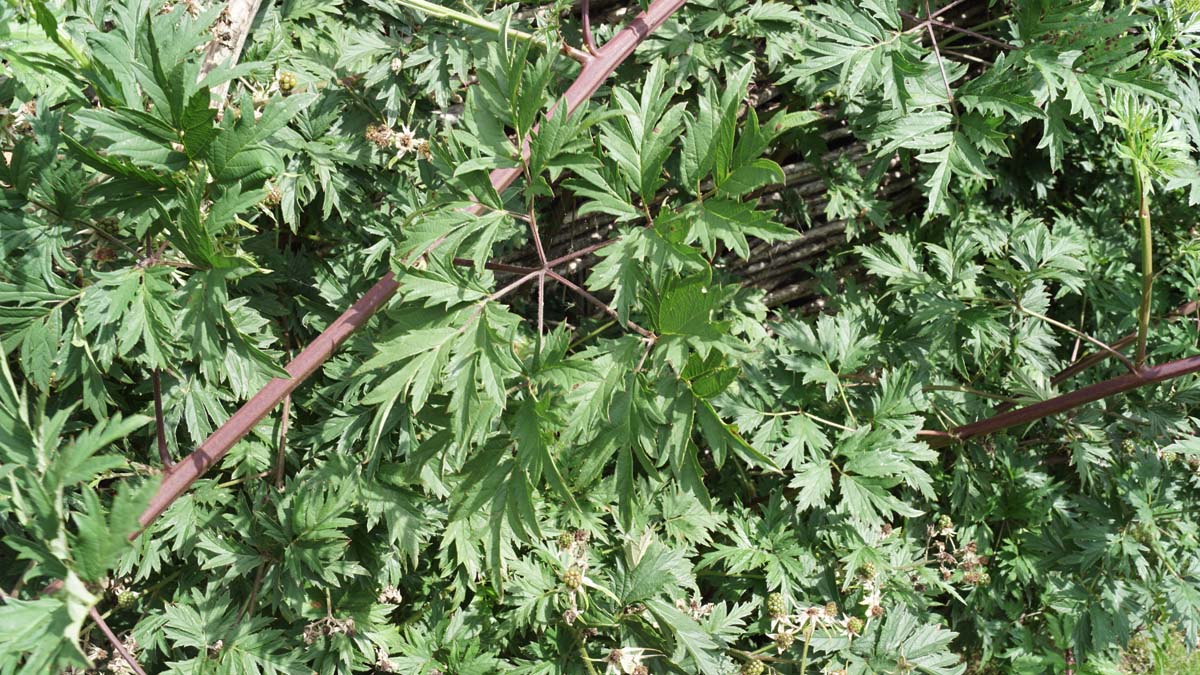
[792, 605, 826, 632]
[605, 646, 652, 674]
[771, 612, 795, 633]
[860, 583, 882, 616]
[393, 124, 418, 157]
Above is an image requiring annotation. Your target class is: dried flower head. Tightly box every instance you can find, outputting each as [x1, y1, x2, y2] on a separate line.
[377, 586, 404, 604]
[375, 646, 396, 672]
[770, 628, 796, 652]
[366, 124, 395, 149]
[675, 594, 714, 620]
[262, 183, 283, 208]
[415, 138, 432, 160]
[85, 644, 108, 663]
[302, 616, 356, 644]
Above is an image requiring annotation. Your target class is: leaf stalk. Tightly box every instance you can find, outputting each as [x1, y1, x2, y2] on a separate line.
[1135, 169, 1153, 368]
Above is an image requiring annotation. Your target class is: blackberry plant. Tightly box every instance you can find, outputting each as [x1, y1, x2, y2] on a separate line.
[2, 0, 1200, 674]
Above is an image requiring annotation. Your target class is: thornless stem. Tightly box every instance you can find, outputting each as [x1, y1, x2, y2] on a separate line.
[798, 627, 813, 675]
[452, 257, 540, 275]
[152, 369, 172, 468]
[546, 238, 617, 268]
[1135, 169, 1153, 368]
[462, 271, 542, 330]
[528, 206, 548, 266]
[274, 393, 290, 490]
[394, 0, 592, 63]
[538, 271, 546, 337]
[546, 269, 654, 338]
[1014, 304, 1137, 375]
[924, 0, 954, 103]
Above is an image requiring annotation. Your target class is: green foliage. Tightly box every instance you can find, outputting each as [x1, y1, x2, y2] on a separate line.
[3, 0, 1200, 674]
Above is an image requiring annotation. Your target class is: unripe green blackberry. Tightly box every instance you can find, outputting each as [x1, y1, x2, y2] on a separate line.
[859, 562, 876, 579]
[1121, 438, 1136, 453]
[278, 71, 298, 93]
[563, 565, 583, 590]
[847, 617, 865, 635]
[774, 630, 795, 651]
[556, 532, 573, 549]
[116, 590, 137, 609]
[740, 659, 765, 675]
[824, 601, 838, 617]
[937, 515, 953, 531]
[766, 592, 786, 618]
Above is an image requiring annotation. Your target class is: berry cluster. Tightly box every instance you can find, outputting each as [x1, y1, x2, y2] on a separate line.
[739, 659, 764, 675]
[277, 71, 298, 94]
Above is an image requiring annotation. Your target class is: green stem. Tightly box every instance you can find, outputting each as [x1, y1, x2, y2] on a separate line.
[568, 319, 616, 350]
[828, 359, 858, 426]
[394, 0, 587, 61]
[924, 384, 1019, 403]
[799, 627, 813, 673]
[1135, 169, 1153, 368]
[964, 295, 1138, 374]
[573, 630, 600, 675]
[397, 0, 532, 40]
